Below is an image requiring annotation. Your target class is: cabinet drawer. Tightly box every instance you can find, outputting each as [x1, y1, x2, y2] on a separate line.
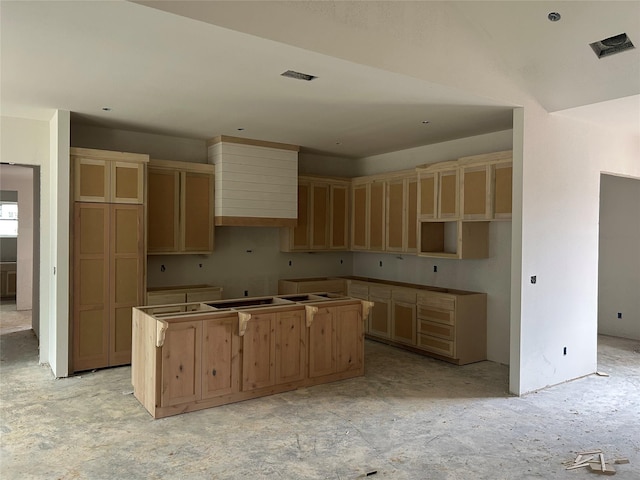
[147, 292, 186, 306]
[418, 319, 454, 341]
[369, 285, 391, 299]
[417, 292, 455, 311]
[392, 288, 417, 304]
[186, 289, 223, 303]
[417, 334, 455, 357]
[348, 283, 369, 298]
[417, 306, 455, 326]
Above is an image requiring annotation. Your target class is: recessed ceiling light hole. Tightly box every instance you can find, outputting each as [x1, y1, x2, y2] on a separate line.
[281, 70, 317, 81]
[102, 107, 112, 111]
[547, 12, 561, 22]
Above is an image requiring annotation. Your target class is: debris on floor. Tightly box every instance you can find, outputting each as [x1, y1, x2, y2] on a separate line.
[563, 450, 631, 475]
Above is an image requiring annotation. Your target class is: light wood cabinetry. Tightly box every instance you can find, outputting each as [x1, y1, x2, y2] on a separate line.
[280, 176, 350, 252]
[350, 179, 386, 251]
[346, 278, 486, 365]
[0, 263, 17, 298]
[72, 202, 144, 371]
[147, 159, 214, 255]
[416, 290, 486, 365]
[70, 148, 147, 373]
[385, 174, 418, 253]
[72, 148, 146, 204]
[278, 277, 346, 295]
[418, 220, 489, 259]
[132, 296, 369, 418]
[146, 285, 223, 314]
[459, 151, 513, 220]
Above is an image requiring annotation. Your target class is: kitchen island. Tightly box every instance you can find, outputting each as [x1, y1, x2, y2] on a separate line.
[132, 293, 373, 418]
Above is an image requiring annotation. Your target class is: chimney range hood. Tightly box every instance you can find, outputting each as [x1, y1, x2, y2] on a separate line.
[207, 136, 299, 227]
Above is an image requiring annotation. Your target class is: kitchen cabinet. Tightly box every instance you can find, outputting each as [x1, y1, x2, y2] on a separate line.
[418, 220, 489, 259]
[72, 202, 144, 371]
[280, 176, 350, 252]
[132, 295, 369, 418]
[459, 151, 513, 220]
[0, 262, 16, 298]
[72, 148, 145, 204]
[308, 303, 363, 378]
[385, 174, 418, 253]
[345, 277, 486, 365]
[147, 159, 214, 254]
[350, 178, 385, 252]
[278, 277, 346, 295]
[416, 290, 486, 365]
[242, 309, 306, 391]
[367, 285, 392, 339]
[146, 284, 223, 314]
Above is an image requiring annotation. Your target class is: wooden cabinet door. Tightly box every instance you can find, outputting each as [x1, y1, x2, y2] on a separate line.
[406, 177, 418, 252]
[147, 168, 179, 253]
[161, 321, 202, 407]
[368, 294, 391, 339]
[311, 183, 330, 250]
[461, 165, 490, 219]
[438, 169, 459, 219]
[242, 313, 276, 391]
[202, 316, 240, 399]
[275, 310, 306, 384]
[111, 161, 144, 204]
[73, 203, 110, 371]
[308, 306, 336, 378]
[292, 181, 310, 250]
[109, 204, 143, 366]
[494, 162, 513, 219]
[330, 184, 349, 249]
[418, 172, 437, 219]
[75, 158, 109, 203]
[369, 181, 385, 251]
[392, 300, 417, 345]
[385, 179, 404, 252]
[351, 183, 368, 250]
[182, 171, 214, 252]
[335, 304, 363, 374]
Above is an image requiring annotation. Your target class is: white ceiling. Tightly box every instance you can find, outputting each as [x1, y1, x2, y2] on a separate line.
[1, 1, 637, 158]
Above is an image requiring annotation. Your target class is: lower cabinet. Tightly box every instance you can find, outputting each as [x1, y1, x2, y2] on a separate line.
[242, 310, 306, 391]
[308, 303, 363, 378]
[133, 299, 368, 418]
[347, 278, 486, 365]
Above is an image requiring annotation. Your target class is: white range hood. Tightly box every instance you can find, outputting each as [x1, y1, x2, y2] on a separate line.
[207, 136, 299, 227]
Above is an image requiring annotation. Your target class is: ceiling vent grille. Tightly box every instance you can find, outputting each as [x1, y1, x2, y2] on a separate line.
[281, 70, 317, 81]
[590, 33, 635, 58]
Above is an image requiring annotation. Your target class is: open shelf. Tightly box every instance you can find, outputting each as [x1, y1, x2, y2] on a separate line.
[418, 220, 489, 259]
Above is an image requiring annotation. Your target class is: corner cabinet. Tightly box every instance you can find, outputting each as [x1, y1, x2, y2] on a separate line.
[147, 159, 215, 254]
[70, 148, 147, 372]
[280, 176, 350, 252]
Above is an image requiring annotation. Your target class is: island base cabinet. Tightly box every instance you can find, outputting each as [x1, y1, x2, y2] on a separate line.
[133, 299, 367, 418]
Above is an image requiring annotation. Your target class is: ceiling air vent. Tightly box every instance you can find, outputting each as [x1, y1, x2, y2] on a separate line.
[281, 70, 317, 81]
[590, 33, 635, 59]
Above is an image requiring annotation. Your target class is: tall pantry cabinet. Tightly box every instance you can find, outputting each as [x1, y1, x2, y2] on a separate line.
[70, 148, 148, 372]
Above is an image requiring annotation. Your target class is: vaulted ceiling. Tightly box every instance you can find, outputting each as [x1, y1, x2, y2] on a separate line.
[2, 1, 638, 158]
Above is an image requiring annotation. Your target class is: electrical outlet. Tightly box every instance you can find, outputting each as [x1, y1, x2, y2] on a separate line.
[198, 263, 203, 268]
[244, 290, 248, 297]
[563, 347, 567, 356]
[160, 265, 166, 272]
[340, 259, 343, 265]
[530, 276, 536, 284]
[433, 265, 438, 273]
[379, 261, 383, 267]
[288, 260, 292, 266]
[617, 312, 623, 319]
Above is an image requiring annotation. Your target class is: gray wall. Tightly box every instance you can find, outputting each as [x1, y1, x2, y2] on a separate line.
[598, 174, 640, 340]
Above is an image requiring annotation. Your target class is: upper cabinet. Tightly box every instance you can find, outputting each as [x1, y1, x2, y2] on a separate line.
[71, 148, 147, 204]
[147, 159, 215, 255]
[459, 150, 513, 220]
[417, 161, 459, 221]
[280, 176, 350, 252]
[385, 173, 417, 253]
[350, 177, 385, 252]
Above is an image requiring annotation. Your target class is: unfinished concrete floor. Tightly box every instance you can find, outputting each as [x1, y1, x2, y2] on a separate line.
[1, 324, 638, 480]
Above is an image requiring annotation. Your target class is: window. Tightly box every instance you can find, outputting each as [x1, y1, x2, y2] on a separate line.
[0, 202, 18, 237]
